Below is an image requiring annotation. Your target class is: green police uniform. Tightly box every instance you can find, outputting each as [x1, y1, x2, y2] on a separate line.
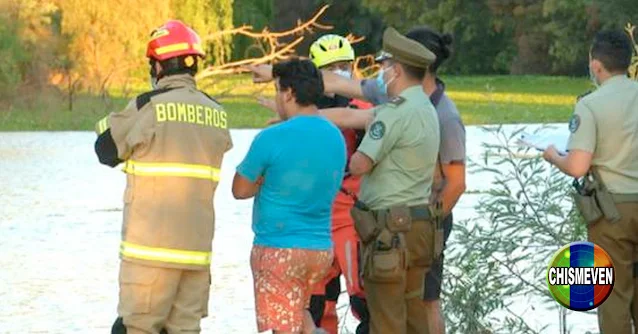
[567, 74, 638, 334]
[354, 27, 440, 334]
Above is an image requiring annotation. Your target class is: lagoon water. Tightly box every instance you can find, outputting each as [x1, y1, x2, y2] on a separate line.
[0, 126, 598, 333]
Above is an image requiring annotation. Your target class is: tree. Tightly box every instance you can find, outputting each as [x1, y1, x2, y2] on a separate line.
[0, 0, 62, 100]
[425, 0, 515, 74]
[542, 0, 595, 75]
[172, 0, 234, 65]
[364, 0, 515, 74]
[232, 0, 275, 59]
[313, 0, 384, 58]
[56, 0, 172, 93]
[271, 0, 317, 54]
[595, 0, 638, 32]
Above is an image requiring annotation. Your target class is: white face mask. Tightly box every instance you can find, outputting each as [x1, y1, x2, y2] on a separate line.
[333, 69, 352, 79]
[376, 66, 396, 96]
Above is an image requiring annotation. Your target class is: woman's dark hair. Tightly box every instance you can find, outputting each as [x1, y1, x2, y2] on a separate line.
[400, 63, 427, 81]
[273, 58, 324, 106]
[405, 26, 453, 73]
[591, 30, 633, 74]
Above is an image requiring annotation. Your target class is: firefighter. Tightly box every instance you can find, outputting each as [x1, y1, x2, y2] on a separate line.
[94, 20, 232, 334]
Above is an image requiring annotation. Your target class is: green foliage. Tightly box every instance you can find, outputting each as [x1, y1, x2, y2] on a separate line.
[171, 0, 234, 65]
[361, 0, 638, 75]
[442, 125, 587, 333]
[232, 0, 274, 59]
[0, 0, 63, 99]
[58, 0, 172, 92]
[542, 0, 593, 74]
[427, 0, 516, 74]
[596, 0, 638, 32]
[313, 0, 384, 57]
[0, 10, 29, 99]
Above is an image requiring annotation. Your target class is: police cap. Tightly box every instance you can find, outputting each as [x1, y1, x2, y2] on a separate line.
[376, 27, 436, 69]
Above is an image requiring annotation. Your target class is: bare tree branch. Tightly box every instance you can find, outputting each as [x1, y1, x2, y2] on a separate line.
[196, 37, 304, 79]
[198, 5, 367, 80]
[204, 5, 333, 41]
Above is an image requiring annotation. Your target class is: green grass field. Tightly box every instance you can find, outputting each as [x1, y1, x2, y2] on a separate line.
[0, 75, 592, 131]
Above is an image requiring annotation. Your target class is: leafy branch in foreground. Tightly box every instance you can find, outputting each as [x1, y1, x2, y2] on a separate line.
[442, 125, 587, 334]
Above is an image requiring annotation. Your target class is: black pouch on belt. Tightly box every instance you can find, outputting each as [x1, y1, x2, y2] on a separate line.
[590, 169, 621, 222]
[572, 176, 602, 224]
[365, 234, 407, 283]
[383, 205, 412, 233]
[573, 192, 603, 224]
[351, 206, 381, 244]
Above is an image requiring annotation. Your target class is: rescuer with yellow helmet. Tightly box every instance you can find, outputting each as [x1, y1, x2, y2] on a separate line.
[307, 34, 372, 334]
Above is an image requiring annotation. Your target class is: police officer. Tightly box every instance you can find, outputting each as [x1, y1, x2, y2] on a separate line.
[94, 20, 232, 334]
[312, 27, 439, 333]
[311, 27, 465, 334]
[347, 26, 439, 334]
[543, 30, 638, 334]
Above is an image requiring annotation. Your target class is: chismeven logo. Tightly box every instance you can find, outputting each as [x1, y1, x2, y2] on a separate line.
[547, 241, 614, 311]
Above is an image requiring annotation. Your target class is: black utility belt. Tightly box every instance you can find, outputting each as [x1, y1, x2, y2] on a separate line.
[611, 193, 638, 204]
[353, 203, 437, 245]
[371, 205, 432, 221]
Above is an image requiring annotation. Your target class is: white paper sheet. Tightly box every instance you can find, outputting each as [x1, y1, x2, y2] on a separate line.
[517, 130, 570, 155]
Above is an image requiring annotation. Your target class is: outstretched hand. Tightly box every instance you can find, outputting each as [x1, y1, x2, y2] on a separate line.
[257, 95, 281, 126]
[257, 96, 277, 113]
[244, 64, 274, 83]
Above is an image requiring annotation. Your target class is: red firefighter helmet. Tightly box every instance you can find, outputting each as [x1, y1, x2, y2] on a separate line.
[146, 20, 205, 61]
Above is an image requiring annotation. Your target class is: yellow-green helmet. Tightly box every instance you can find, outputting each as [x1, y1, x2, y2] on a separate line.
[309, 34, 355, 68]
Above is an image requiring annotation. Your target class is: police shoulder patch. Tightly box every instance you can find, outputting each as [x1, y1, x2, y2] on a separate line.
[369, 121, 386, 140]
[568, 114, 581, 133]
[387, 96, 405, 107]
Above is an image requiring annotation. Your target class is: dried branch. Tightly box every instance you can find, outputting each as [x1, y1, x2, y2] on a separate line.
[204, 5, 333, 41]
[626, 23, 638, 80]
[346, 33, 366, 44]
[199, 5, 368, 77]
[197, 37, 304, 79]
[354, 55, 380, 79]
[198, 5, 341, 80]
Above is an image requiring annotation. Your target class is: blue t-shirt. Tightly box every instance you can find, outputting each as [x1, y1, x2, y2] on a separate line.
[236, 115, 346, 250]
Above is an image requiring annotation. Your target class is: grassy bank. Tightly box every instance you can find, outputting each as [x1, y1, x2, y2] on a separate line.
[0, 75, 592, 131]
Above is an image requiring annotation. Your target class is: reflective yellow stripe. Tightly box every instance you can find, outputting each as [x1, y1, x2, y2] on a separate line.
[155, 43, 189, 55]
[123, 160, 221, 181]
[120, 241, 211, 265]
[95, 116, 109, 135]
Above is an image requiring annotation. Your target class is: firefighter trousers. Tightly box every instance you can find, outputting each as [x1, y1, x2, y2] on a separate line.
[116, 260, 211, 334]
